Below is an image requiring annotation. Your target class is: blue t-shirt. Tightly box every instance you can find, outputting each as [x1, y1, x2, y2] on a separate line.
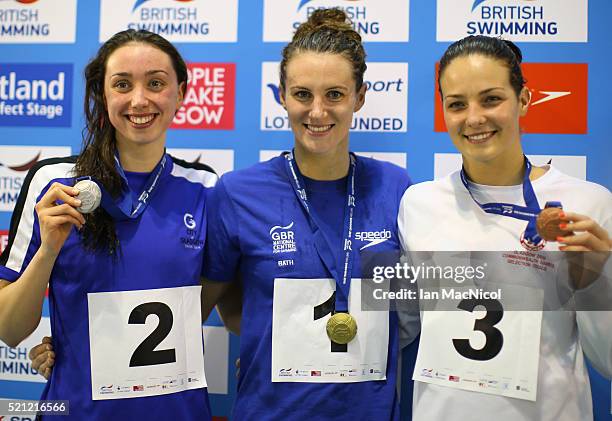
[204, 153, 411, 421]
[0, 155, 217, 420]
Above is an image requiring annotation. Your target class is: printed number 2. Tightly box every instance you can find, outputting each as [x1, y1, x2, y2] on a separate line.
[452, 299, 504, 361]
[128, 302, 177, 367]
[313, 291, 347, 353]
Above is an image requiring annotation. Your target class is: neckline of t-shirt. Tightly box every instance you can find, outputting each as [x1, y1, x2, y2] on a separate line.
[303, 175, 348, 193]
[466, 165, 555, 193]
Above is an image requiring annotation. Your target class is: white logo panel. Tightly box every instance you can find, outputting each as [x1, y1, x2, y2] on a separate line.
[437, 0, 588, 42]
[260, 62, 408, 133]
[99, 0, 238, 43]
[0, 0, 77, 44]
[167, 148, 234, 176]
[202, 326, 229, 395]
[434, 153, 586, 180]
[263, 0, 409, 42]
[0, 145, 72, 212]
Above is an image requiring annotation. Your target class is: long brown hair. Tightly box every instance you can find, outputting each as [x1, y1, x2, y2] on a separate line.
[75, 29, 187, 254]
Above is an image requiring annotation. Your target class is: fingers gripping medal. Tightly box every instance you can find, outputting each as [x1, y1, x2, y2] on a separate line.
[74, 179, 102, 214]
[326, 312, 358, 345]
[536, 201, 572, 242]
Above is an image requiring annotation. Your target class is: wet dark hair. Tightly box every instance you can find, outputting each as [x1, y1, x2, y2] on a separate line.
[75, 29, 187, 254]
[279, 8, 367, 92]
[438, 35, 526, 97]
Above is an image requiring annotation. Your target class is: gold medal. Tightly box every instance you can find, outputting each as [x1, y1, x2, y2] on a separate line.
[326, 312, 358, 344]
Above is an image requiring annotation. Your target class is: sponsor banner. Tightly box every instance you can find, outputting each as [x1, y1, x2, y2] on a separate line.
[263, 0, 409, 42]
[203, 326, 229, 395]
[261, 62, 408, 132]
[172, 63, 236, 131]
[0, 317, 50, 383]
[434, 153, 586, 180]
[0, 145, 72, 212]
[260, 150, 407, 169]
[0, 63, 73, 127]
[0, 230, 8, 255]
[167, 148, 234, 176]
[434, 63, 588, 134]
[99, 0, 239, 43]
[0, 0, 77, 44]
[436, 0, 588, 42]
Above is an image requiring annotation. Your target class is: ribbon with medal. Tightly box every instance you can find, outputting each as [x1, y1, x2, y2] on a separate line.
[284, 150, 358, 345]
[83, 151, 170, 221]
[460, 156, 562, 250]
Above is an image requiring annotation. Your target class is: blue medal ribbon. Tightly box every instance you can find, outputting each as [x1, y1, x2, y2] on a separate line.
[460, 156, 543, 244]
[95, 151, 170, 221]
[284, 150, 356, 313]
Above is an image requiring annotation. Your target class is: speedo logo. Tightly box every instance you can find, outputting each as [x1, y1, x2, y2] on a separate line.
[354, 229, 391, 250]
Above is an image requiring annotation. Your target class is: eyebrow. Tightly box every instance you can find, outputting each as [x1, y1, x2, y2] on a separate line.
[289, 85, 349, 90]
[445, 87, 504, 99]
[110, 70, 169, 78]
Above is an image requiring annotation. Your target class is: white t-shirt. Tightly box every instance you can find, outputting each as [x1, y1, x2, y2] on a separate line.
[398, 166, 612, 421]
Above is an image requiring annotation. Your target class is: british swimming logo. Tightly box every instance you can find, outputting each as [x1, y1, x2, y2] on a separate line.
[0, 0, 76, 43]
[437, 0, 587, 42]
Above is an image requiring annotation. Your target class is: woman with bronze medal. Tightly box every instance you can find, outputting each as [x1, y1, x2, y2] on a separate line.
[399, 36, 612, 420]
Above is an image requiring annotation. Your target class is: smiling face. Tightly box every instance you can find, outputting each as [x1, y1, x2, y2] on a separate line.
[280, 51, 365, 162]
[440, 54, 530, 171]
[104, 42, 184, 151]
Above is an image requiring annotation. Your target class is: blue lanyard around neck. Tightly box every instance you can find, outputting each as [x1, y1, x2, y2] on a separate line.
[284, 150, 356, 313]
[460, 156, 543, 244]
[98, 151, 169, 221]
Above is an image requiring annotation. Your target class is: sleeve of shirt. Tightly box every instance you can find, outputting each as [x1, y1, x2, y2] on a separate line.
[575, 211, 612, 378]
[203, 176, 242, 282]
[0, 167, 53, 282]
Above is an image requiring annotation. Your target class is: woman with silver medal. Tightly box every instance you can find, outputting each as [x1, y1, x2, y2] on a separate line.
[0, 30, 228, 420]
[399, 35, 612, 421]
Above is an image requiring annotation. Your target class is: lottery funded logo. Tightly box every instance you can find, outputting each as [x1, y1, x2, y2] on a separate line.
[434, 63, 588, 134]
[261, 61, 407, 132]
[270, 222, 297, 254]
[172, 63, 235, 130]
[436, 0, 588, 42]
[263, 0, 409, 42]
[0, 63, 73, 127]
[99, 0, 238, 42]
[0, 145, 72, 212]
[0, 0, 77, 43]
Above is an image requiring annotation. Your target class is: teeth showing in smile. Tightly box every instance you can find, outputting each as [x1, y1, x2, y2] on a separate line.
[466, 131, 494, 141]
[306, 124, 332, 132]
[129, 114, 155, 125]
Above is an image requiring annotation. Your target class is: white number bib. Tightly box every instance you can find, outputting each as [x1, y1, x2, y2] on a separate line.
[413, 285, 543, 401]
[272, 278, 389, 383]
[87, 286, 206, 400]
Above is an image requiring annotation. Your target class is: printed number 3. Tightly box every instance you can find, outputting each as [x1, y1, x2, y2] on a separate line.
[128, 302, 177, 367]
[452, 299, 504, 361]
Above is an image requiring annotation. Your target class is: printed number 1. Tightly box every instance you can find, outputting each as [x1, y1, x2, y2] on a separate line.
[313, 291, 347, 352]
[128, 302, 177, 367]
[452, 298, 504, 361]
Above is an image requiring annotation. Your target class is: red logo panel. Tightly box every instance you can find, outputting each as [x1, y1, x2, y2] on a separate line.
[434, 63, 588, 134]
[172, 63, 235, 130]
[0, 230, 8, 255]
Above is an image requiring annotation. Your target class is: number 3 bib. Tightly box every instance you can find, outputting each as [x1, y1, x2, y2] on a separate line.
[87, 286, 206, 400]
[413, 285, 543, 401]
[271, 278, 389, 383]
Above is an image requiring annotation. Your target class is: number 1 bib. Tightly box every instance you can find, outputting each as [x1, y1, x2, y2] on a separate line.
[271, 278, 389, 383]
[413, 285, 543, 401]
[87, 286, 206, 400]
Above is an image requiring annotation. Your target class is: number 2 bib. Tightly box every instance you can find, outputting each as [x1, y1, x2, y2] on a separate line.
[87, 286, 206, 400]
[413, 285, 543, 401]
[271, 278, 389, 383]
